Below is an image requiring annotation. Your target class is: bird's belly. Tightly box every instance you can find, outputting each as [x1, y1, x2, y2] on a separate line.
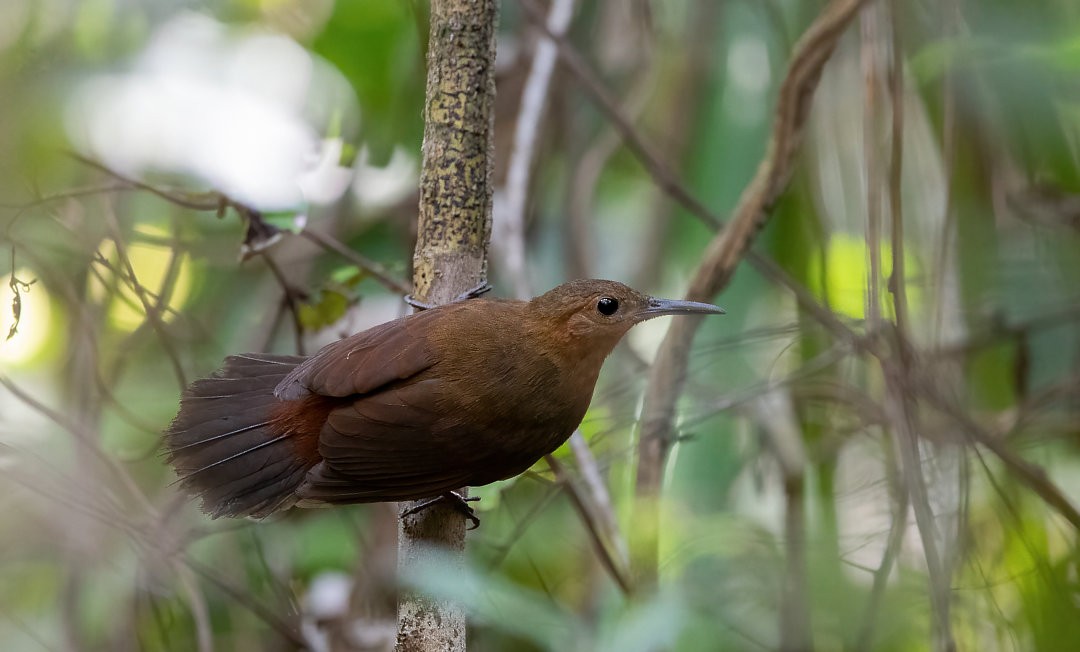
[459, 411, 582, 486]
[301, 380, 588, 502]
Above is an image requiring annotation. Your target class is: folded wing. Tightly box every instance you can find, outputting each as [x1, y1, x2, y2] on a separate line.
[275, 308, 445, 400]
[275, 304, 485, 504]
[297, 377, 481, 503]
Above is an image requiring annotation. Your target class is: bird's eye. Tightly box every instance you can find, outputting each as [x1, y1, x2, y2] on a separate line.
[596, 297, 619, 316]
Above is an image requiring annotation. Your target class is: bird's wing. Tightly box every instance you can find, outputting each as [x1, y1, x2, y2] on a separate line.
[296, 377, 479, 503]
[274, 308, 446, 400]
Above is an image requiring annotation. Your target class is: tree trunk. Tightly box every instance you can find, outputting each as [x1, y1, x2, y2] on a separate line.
[395, 1, 497, 651]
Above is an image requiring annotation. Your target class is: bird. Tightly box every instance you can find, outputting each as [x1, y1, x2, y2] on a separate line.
[163, 279, 724, 526]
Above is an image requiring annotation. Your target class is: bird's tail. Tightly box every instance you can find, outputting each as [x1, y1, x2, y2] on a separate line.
[163, 353, 317, 519]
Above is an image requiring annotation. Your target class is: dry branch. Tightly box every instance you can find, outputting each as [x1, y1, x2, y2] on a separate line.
[498, 0, 576, 299]
[517, 0, 719, 230]
[545, 454, 633, 596]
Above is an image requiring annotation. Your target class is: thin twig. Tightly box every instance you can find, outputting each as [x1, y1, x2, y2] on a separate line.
[933, 300, 1080, 359]
[0, 610, 60, 652]
[682, 343, 854, 428]
[545, 455, 633, 596]
[888, 0, 909, 338]
[104, 229, 188, 386]
[632, 0, 724, 289]
[886, 7, 954, 646]
[180, 556, 306, 648]
[174, 562, 214, 652]
[517, 0, 719, 230]
[103, 202, 188, 389]
[753, 392, 810, 652]
[498, 0, 633, 593]
[88, 252, 184, 323]
[486, 483, 564, 571]
[930, 0, 961, 344]
[5, 239, 172, 443]
[0, 374, 156, 516]
[68, 154, 412, 297]
[261, 253, 306, 355]
[499, 0, 577, 298]
[886, 365, 954, 650]
[0, 182, 130, 213]
[568, 430, 629, 569]
[523, 0, 855, 340]
[915, 381, 1080, 530]
[969, 447, 1071, 600]
[862, 6, 884, 326]
[69, 152, 223, 211]
[855, 432, 910, 650]
[563, 124, 618, 279]
[0, 442, 296, 650]
[299, 228, 411, 295]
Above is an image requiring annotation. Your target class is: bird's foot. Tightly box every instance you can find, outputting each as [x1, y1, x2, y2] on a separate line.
[402, 491, 481, 530]
[404, 280, 493, 311]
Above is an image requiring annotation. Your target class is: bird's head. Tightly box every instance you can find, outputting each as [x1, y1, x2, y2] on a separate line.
[526, 279, 724, 361]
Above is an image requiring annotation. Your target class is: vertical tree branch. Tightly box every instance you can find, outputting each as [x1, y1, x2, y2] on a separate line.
[754, 392, 811, 652]
[885, 365, 954, 651]
[855, 434, 910, 650]
[930, 0, 960, 344]
[497, 0, 576, 299]
[861, 5, 884, 327]
[883, 4, 954, 648]
[396, 1, 498, 650]
[494, 0, 632, 595]
[887, 0, 909, 337]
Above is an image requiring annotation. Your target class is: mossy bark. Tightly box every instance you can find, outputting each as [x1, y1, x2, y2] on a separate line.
[409, 0, 496, 306]
[395, 1, 497, 651]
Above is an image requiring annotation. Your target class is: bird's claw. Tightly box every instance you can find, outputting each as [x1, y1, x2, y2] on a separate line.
[404, 280, 493, 311]
[402, 491, 482, 530]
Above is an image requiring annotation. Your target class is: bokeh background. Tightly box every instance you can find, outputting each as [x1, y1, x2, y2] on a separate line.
[2, 1, 1080, 650]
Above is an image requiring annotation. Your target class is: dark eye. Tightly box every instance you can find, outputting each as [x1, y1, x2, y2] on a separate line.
[596, 297, 619, 316]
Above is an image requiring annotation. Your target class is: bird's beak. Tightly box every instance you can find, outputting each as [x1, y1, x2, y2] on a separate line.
[636, 297, 726, 321]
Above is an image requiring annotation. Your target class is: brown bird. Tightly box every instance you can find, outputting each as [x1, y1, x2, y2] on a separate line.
[164, 279, 723, 525]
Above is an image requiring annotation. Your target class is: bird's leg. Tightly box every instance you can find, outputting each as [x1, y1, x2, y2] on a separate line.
[404, 280, 493, 311]
[401, 491, 481, 529]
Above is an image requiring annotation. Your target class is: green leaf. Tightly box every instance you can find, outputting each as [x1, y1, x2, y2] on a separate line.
[298, 288, 350, 331]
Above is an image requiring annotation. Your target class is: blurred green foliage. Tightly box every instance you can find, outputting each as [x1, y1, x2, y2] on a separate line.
[1, 1, 1080, 651]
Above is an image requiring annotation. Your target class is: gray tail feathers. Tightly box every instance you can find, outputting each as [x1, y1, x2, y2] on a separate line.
[164, 353, 312, 519]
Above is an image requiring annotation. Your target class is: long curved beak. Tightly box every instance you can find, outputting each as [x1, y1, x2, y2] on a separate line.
[636, 296, 725, 321]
